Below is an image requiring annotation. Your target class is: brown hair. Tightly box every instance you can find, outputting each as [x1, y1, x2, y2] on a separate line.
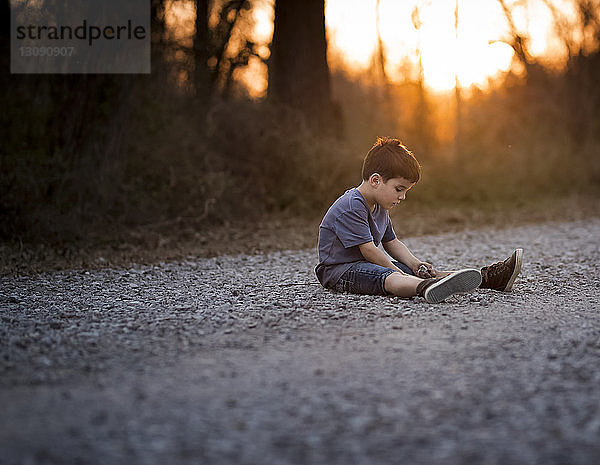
[362, 137, 421, 183]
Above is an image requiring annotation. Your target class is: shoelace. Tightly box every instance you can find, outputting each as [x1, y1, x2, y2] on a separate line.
[486, 261, 506, 278]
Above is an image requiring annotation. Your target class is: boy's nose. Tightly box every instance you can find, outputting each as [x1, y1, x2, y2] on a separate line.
[399, 193, 406, 200]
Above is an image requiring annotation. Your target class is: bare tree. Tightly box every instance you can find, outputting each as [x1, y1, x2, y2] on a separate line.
[375, 0, 390, 95]
[194, 0, 210, 99]
[410, 4, 433, 153]
[496, 0, 536, 73]
[190, 0, 266, 98]
[454, 0, 462, 156]
[268, 0, 338, 131]
[564, 0, 600, 144]
[1, 0, 9, 76]
[540, 0, 576, 58]
[575, 0, 600, 53]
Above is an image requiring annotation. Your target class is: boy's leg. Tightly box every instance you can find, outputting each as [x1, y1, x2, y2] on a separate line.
[333, 261, 408, 296]
[384, 272, 422, 297]
[334, 261, 482, 302]
[385, 269, 482, 302]
[416, 270, 482, 303]
[420, 248, 523, 292]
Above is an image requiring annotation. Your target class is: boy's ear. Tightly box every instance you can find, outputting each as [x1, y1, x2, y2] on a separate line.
[369, 173, 382, 187]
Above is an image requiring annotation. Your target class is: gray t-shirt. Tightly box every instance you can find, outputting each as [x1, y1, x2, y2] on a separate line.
[315, 188, 396, 287]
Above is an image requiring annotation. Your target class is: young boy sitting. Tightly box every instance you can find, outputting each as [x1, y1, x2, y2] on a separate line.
[315, 137, 523, 304]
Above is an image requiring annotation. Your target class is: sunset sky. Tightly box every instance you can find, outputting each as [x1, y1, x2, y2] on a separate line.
[166, 0, 584, 95]
[324, 0, 576, 91]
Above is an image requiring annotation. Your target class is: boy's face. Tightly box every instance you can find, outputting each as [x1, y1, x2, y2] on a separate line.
[373, 175, 415, 210]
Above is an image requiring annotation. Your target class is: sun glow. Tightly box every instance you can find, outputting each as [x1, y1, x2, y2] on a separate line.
[164, 0, 580, 96]
[325, 0, 568, 92]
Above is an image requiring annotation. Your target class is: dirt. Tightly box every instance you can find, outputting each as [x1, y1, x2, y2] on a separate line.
[1, 218, 600, 464]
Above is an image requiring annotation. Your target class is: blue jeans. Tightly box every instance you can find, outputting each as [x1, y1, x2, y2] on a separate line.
[332, 261, 415, 296]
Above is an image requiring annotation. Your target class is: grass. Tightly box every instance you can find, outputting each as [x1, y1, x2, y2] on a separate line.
[3, 61, 599, 276]
[1, 191, 598, 276]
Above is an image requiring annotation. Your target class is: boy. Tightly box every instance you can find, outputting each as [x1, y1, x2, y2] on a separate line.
[315, 137, 522, 304]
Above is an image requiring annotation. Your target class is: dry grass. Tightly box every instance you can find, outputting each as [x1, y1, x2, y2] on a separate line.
[2, 192, 597, 276]
[3, 53, 599, 272]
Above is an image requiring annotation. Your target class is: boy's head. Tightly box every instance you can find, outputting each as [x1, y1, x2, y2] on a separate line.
[362, 137, 421, 183]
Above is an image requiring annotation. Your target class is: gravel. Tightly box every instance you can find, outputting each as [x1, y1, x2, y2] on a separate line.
[1, 218, 599, 465]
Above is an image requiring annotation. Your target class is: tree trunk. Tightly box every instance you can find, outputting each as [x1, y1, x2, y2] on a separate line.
[1, 0, 9, 75]
[269, 0, 339, 132]
[194, 0, 211, 100]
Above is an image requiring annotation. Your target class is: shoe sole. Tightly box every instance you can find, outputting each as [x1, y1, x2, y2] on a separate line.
[503, 248, 523, 292]
[424, 269, 483, 304]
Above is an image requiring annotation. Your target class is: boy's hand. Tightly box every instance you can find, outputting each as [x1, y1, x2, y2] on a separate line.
[415, 262, 437, 278]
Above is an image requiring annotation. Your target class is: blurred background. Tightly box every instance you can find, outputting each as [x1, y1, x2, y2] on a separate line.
[1, 0, 599, 262]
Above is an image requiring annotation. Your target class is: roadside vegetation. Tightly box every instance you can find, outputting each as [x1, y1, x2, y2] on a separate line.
[1, 0, 599, 273]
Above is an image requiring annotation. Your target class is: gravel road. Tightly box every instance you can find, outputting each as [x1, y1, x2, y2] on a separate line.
[1, 218, 599, 465]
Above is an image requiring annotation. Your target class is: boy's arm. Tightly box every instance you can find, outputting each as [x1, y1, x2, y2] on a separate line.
[358, 241, 406, 273]
[382, 238, 420, 270]
[383, 238, 436, 277]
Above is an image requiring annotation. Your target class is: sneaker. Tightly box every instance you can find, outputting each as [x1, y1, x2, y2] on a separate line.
[480, 248, 523, 292]
[417, 269, 482, 304]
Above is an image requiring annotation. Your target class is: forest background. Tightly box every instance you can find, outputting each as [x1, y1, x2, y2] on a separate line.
[1, 0, 599, 270]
